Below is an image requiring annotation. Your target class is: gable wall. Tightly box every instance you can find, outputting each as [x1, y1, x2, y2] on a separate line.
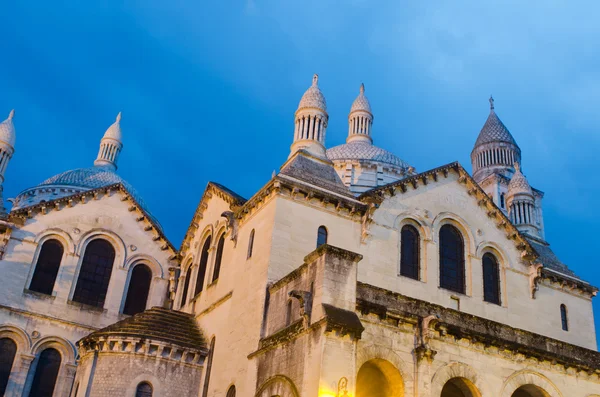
[358, 172, 596, 349]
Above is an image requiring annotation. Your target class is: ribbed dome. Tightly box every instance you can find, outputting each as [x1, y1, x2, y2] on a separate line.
[0, 110, 16, 147]
[12, 166, 160, 228]
[350, 83, 371, 114]
[508, 164, 533, 196]
[474, 101, 518, 147]
[327, 141, 410, 169]
[297, 74, 327, 112]
[102, 112, 122, 140]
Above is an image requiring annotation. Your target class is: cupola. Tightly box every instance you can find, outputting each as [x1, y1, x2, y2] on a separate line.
[347, 83, 373, 144]
[506, 163, 539, 236]
[289, 74, 328, 159]
[94, 112, 123, 171]
[0, 110, 16, 184]
[471, 97, 521, 182]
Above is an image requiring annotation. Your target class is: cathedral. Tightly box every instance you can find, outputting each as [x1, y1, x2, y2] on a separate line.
[0, 75, 598, 397]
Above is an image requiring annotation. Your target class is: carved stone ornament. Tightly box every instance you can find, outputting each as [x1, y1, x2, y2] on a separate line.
[337, 377, 349, 397]
[31, 330, 41, 339]
[361, 202, 378, 244]
[221, 211, 239, 247]
[129, 244, 137, 251]
[529, 262, 543, 299]
[414, 314, 439, 363]
[288, 289, 312, 325]
[72, 228, 80, 234]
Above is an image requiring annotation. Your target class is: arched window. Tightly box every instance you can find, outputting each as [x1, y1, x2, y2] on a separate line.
[560, 304, 569, 331]
[29, 239, 64, 295]
[400, 225, 420, 280]
[247, 229, 255, 259]
[226, 385, 236, 397]
[29, 348, 61, 397]
[500, 193, 506, 208]
[482, 253, 501, 305]
[212, 234, 225, 282]
[135, 381, 153, 397]
[317, 226, 328, 248]
[0, 338, 17, 395]
[439, 224, 465, 294]
[180, 266, 192, 308]
[195, 237, 211, 296]
[123, 264, 153, 315]
[73, 239, 116, 307]
[201, 338, 216, 397]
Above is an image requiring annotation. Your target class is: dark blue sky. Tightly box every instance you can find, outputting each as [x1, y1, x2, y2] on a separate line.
[1, 2, 598, 344]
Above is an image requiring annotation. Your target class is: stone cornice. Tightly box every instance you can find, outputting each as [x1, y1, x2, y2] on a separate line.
[357, 282, 600, 376]
[179, 182, 246, 258]
[8, 183, 177, 257]
[78, 336, 207, 367]
[541, 268, 598, 297]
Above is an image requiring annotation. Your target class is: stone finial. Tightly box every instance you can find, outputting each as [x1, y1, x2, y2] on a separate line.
[514, 161, 520, 172]
[359, 83, 365, 94]
[489, 95, 495, 110]
[116, 111, 122, 122]
[8, 110, 14, 120]
[312, 74, 318, 86]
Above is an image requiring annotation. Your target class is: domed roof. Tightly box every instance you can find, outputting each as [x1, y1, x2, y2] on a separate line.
[474, 97, 518, 147]
[0, 110, 16, 147]
[13, 166, 160, 228]
[507, 163, 533, 196]
[350, 84, 371, 114]
[327, 141, 410, 169]
[298, 74, 327, 112]
[102, 112, 122, 141]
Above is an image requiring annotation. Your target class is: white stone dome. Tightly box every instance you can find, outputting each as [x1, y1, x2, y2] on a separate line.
[507, 164, 532, 196]
[297, 74, 327, 112]
[327, 141, 410, 169]
[0, 110, 16, 147]
[12, 166, 160, 228]
[102, 112, 122, 141]
[350, 84, 371, 114]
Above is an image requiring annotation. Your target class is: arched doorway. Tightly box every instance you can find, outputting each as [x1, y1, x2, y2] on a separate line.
[441, 377, 481, 397]
[356, 359, 404, 397]
[512, 385, 550, 397]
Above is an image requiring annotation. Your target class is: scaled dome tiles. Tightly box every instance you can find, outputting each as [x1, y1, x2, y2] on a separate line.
[508, 164, 533, 196]
[474, 109, 518, 147]
[327, 141, 411, 169]
[297, 74, 327, 112]
[350, 84, 372, 114]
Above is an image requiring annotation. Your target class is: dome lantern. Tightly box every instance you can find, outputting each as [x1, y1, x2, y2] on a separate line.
[289, 74, 328, 159]
[0, 109, 16, 185]
[347, 83, 373, 144]
[506, 162, 539, 236]
[471, 97, 521, 182]
[94, 112, 123, 171]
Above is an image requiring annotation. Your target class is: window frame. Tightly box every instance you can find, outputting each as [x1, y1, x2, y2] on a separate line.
[560, 304, 569, 331]
[316, 226, 328, 248]
[399, 224, 420, 280]
[482, 253, 501, 305]
[29, 239, 65, 295]
[439, 224, 466, 294]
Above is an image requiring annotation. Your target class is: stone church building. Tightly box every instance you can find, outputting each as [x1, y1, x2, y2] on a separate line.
[0, 76, 598, 396]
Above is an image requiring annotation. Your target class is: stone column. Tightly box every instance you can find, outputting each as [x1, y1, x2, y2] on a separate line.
[8, 353, 35, 397]
[61, 364, 77, 397]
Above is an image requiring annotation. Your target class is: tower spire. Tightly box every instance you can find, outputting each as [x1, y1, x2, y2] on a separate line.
[347, 83, 373, 144]
[94, 112, 123, 171]
[289, 74, 328, 159]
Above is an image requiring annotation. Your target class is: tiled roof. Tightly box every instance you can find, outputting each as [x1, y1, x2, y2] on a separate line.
[475, 110, 518, 147]
[81, 307, 206, 351]
[280, 151, 353, 197]
[350, 84, 371, 114]
[327, 141, 411, 169]
[525, 236, 579, 278]
[298, 75, 326, 111]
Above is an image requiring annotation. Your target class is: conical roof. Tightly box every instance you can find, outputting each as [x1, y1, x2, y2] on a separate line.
[80, 307, 206, 351]
[0, 110, 16, 147]
[508, 163, 533, 196]
[350, 83, 371, 114]
[297, 74, 327, 112]
[102, 112, 122, 141]
[474, 97, 518, 147]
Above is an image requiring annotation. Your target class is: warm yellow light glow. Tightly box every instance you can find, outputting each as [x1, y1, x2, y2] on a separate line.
[318, 386, 353, 397]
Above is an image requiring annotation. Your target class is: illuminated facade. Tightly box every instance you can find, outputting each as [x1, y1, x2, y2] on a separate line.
[0, 75, 599, 396]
